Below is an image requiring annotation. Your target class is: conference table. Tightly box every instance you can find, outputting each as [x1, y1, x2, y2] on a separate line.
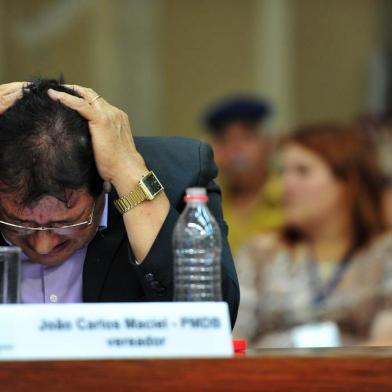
[2, 347, 392, 391]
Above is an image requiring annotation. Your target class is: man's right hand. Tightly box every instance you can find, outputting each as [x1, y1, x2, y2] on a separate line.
[0, 82, 25, 114]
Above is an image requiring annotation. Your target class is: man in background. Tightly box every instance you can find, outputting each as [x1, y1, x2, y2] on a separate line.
[203, 96, 284, 254]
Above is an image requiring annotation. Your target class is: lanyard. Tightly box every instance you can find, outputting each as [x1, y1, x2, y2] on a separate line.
[307, 250, 353, 306]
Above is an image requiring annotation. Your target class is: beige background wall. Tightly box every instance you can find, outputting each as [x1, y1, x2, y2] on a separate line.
[0, 0, 384, 136]
[293, 0, 380, 126]
[160, 0, 257, 135]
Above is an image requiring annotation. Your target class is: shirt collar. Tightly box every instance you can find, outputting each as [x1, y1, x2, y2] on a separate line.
[99, 193, 108, 230]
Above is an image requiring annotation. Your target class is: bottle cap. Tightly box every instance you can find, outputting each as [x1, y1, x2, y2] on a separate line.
[184, 187, 209, 202]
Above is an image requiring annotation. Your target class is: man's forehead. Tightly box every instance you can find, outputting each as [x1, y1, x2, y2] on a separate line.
[213, 123, 261, 140]
[0, 189, 91, 214]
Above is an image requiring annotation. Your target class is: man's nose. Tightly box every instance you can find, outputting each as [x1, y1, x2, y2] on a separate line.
[27, 231, 62, 255]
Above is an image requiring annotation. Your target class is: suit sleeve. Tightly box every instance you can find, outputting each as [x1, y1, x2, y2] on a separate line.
[130, 141, 240, 329]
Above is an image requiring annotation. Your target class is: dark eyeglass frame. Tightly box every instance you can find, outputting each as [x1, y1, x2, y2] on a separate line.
[0, 202, 96, 237]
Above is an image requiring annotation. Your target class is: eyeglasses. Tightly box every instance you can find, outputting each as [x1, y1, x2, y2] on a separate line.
[0, 202, 96, 237]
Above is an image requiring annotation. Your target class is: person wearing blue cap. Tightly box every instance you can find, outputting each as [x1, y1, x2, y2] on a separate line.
[203, 96, 284, 255]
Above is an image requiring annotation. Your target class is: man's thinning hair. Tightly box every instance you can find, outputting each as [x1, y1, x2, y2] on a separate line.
[0, 78, 102, 207]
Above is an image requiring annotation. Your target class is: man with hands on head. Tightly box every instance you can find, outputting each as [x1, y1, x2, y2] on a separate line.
[0, 79, 239, 327]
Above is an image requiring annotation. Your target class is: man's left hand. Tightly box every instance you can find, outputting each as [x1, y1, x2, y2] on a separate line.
[47, 85, 148, 192]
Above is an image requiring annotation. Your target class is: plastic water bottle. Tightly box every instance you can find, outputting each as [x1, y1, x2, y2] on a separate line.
[173, 187, 222, 301]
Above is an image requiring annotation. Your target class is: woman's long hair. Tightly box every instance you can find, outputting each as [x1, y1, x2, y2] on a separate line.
[281, 123, 386, 252]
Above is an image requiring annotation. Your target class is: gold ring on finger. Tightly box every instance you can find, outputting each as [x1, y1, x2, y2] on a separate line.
[88, 94, 101, 105]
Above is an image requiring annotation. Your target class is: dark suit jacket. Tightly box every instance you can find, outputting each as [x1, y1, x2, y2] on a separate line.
[1, 136, 240, 327]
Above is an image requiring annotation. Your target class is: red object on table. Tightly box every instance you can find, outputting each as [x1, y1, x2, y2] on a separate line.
[233, 339, 247, 353]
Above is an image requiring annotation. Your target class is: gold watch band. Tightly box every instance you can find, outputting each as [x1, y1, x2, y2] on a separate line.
[114, 185, 146, 214]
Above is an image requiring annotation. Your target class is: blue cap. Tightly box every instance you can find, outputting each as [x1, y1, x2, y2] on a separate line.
[203, 96, 271, 134]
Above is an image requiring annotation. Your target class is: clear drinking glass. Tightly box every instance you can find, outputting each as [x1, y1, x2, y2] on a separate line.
[0, 247, 21, 304]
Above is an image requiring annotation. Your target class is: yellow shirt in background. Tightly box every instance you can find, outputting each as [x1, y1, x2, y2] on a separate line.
[222, 175, 285, 255]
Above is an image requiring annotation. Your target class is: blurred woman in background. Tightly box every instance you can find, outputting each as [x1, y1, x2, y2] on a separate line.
[235, 123, 392, 347]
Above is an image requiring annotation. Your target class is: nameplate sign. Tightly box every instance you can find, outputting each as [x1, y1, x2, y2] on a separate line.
[0, 302, 233, 360]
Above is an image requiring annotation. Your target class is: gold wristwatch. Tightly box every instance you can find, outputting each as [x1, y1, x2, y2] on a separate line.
[113, 171, 164, 214]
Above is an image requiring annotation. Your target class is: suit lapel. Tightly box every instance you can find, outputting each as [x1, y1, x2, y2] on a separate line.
[83, 191, 126, 301]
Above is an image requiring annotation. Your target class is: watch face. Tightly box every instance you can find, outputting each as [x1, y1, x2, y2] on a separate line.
[143, 172, 163, 197]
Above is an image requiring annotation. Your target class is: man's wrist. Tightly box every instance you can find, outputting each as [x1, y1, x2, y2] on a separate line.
[111, 157, 149, 197]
